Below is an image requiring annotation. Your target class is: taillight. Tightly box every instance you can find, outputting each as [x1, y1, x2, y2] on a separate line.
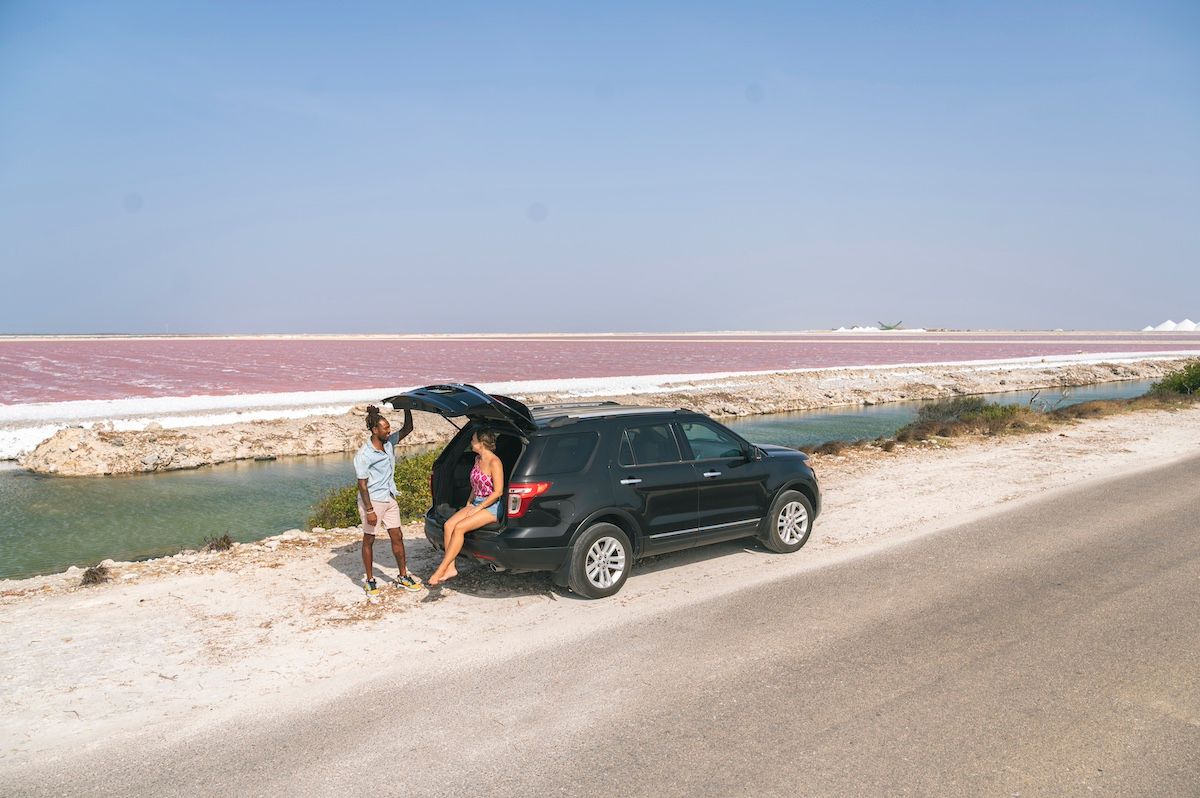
[507, 482, 552, 518]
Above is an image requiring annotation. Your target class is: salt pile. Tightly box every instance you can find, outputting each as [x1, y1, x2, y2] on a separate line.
[1141, 319, 1197, 332]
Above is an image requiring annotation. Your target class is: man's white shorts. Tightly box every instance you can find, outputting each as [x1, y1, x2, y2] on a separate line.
[358, 495, 401, 534]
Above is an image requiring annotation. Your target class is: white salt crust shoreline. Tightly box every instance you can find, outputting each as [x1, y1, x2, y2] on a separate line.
[4, 350, 1199, 465]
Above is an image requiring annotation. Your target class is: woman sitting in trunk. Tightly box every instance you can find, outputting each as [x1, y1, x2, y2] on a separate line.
[428, 428, 505, 585]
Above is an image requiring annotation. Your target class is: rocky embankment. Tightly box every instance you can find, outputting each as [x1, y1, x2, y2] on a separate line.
[21, 408, 459, 476]
[18, 358, 1190, 476]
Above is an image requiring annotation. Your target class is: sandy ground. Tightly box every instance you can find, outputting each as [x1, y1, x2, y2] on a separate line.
[2, 404, 1199, 770]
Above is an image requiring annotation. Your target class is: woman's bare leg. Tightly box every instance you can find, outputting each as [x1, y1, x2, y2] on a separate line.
[431, 508, 472, 582]
[442, 507, 472, 548]
[429, 510, 496, 585]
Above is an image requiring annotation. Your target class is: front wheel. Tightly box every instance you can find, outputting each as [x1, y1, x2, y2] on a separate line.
[761, 490, 814, 553]
[567, 523, 632, 599]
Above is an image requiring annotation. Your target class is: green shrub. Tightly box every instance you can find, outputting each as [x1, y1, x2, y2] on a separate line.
[1051, 400, 1109, 420]
[810, 440, 849, 456]
[976, 403, 1020, 421]
[308, 484, 359, 530]
[899, 396, 1042, 439]
[394, 448, 441, 519]
[1151, 360, 1200, 396]
[308, 447, 442, 530]
[916, 396, 989, 424]
[976, 403, 1024, 434]
[799, 438, 876, 456]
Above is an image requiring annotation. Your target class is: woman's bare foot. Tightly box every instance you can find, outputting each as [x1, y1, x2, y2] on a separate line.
[428, 564, 457, 587]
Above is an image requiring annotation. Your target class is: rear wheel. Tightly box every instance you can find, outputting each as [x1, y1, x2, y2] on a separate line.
[567, 523, 632, 599]
[761, 490, 813, 553]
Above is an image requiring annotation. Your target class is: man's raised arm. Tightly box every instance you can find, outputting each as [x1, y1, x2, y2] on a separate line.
[390, 408, 414, 444]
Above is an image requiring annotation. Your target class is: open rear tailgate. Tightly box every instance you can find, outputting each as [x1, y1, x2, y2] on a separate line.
[383, 384, 536, 434]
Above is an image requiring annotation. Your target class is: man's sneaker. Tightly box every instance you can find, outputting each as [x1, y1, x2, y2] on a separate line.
[363, 578, 380, 595]
[396, 573, 424, 592]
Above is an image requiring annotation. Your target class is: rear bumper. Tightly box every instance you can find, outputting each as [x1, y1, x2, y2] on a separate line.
[424, 516, 569, 573]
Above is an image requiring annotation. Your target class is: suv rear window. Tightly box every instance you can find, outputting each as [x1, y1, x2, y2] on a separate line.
[523, 432, 599, 475]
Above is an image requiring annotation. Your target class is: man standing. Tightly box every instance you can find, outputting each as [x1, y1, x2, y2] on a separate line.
[354, 404, 422, 593]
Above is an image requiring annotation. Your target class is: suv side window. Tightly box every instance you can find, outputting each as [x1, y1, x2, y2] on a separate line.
[679, 421, 744, 461]
[618, 433, 635, 466]
[526, 432, 599, 475]
[619, 423, 682, 466]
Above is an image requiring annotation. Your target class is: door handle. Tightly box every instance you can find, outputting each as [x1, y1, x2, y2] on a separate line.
[702, 471, 722, 478]
[620, 478, 643, 485]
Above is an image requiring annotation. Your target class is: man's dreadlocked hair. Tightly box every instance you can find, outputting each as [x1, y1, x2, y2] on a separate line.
[365, 404, 385, 431]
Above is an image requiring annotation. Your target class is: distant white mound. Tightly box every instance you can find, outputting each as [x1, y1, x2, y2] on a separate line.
[835, 326, 881, 332]
[1141, 318, 1198, 331]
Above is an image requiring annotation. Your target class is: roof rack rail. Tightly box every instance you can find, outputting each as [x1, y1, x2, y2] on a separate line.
[527, 400, 622, 411]
[545, 415, 580, 428]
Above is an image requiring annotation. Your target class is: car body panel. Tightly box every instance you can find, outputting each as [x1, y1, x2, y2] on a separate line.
[610, 460, 701, 554]
[675, 418, 772, 541]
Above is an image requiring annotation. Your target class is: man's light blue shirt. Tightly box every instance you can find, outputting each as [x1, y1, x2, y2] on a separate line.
[354, 433, 400, 501]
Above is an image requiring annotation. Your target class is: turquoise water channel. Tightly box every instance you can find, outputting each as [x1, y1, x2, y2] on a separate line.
[0, 380, 1155, 580]
[724, 379, 1156, 449]
[0, 454, 355, 580]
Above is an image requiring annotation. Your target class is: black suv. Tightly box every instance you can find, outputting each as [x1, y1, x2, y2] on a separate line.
[384, 384, 820, 598]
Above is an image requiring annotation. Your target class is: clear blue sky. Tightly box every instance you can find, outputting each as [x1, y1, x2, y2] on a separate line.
[1, 1, 1197, 333]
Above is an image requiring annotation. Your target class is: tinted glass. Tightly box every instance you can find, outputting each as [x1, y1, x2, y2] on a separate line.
[623, 424, 682, 465]
[525, 432, 599, 475]
[618, 433, 635, 467]
[680, 422, 744, 460]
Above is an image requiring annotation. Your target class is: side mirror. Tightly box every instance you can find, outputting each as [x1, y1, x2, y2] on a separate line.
[743, 444, 761, 461]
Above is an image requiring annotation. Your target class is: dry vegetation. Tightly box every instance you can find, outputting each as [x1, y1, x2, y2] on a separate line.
[799, 360, 1200, 456]
[201, 534, 235, 552]
[80, 564, 111, 586]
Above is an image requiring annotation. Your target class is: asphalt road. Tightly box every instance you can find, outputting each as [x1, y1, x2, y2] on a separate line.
[6, 455, 1199, 797]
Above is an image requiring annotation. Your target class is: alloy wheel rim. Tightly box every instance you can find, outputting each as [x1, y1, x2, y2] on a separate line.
[777, 501, 809, 545]
[585, 536, 626, 589]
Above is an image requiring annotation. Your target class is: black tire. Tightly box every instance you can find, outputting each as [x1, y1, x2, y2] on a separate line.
[760, 490, 814, 553]
[567, 523, 632, 599]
